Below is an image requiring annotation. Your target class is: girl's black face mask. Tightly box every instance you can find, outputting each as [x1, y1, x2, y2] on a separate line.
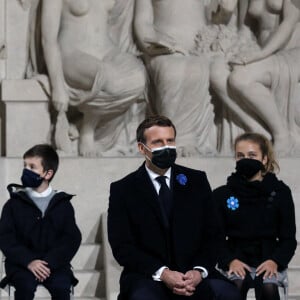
[235, 158, 264, 179]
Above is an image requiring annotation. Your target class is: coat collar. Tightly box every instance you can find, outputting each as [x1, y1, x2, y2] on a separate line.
[8, 183, 74, 211]
[135, 164, 164, 221]
[134, 163, 190, 228]
[135, 163, 190, 195]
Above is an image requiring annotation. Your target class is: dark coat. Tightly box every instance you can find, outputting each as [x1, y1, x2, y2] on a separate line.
[0, 184, 82, 287]
[108, 163, 222, 296]
[212, 172, 297, 271]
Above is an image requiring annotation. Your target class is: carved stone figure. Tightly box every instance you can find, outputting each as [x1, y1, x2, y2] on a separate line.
[228, 0, 300, 155]
[134, 0, 217, 157]
[27, 0, 147, 157]
[11, 0, 300, 157]
[194, 0, 265, 153]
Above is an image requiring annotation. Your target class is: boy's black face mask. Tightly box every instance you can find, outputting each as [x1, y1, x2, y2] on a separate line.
[235, 158, 264, 179]
[21, 168, 44, 188]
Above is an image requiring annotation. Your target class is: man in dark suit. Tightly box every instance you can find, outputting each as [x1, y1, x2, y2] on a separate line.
[108, 115, 240, 300]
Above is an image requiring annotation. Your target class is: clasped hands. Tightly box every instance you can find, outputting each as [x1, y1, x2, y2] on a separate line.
[28, 259, 51, 282]
[228, 259, 278, 279]
[161, 269, 202, 296]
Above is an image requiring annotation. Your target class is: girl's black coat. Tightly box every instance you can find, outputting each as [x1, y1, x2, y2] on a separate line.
[213, 172, 297, 271]
[0, 185, 82, 286]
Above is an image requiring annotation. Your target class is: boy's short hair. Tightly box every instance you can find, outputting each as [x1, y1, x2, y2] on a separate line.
[23, 144, 59, 180]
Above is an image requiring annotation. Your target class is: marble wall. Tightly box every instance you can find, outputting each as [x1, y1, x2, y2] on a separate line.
[0, 157, 299, 243]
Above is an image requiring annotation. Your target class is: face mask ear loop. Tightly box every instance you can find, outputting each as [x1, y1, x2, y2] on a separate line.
[141, 143, 152, 153]
[140, 143, 152, 162]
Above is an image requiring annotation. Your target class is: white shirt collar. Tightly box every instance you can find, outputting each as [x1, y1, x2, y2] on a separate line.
[26, 186, 53, 198]
[145, 165, 171, 192]
[145, 165, 171, 181]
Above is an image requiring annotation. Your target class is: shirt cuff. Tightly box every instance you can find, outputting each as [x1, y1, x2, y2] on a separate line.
[193, 266, 208, 278]
[152, 266, 168, 281]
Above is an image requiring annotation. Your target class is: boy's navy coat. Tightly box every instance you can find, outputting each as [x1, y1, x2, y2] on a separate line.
[108, 163, 222, 296]
[0, 186, 82, 286]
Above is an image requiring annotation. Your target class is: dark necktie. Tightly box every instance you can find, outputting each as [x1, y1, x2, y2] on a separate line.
[156, 176, 172, 222]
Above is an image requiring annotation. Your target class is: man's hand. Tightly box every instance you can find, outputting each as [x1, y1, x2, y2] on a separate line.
[173, 270, 202, 296]
[160, 269, 186, 294]
[161, 269, 202, 296]
[27, 260, 51, 282]
[228, 259, 251, 279]
[256, 259, 278, 279]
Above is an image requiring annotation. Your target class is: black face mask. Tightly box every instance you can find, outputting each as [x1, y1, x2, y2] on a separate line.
[235, 158, 264, 179]
[145, 145, 177, 169]
[21, 168, 44, 188]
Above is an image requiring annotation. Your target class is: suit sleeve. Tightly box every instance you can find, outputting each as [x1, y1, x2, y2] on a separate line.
[108, 181, 164, 277]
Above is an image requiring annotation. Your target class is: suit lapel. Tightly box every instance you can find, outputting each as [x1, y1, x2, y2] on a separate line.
[172, 165, 189, 204]
[171, 165, 191, 227]
[135, 164, 169, 229]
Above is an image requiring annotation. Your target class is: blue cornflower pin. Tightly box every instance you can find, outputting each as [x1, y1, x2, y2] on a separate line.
[176, 174, 188, 186]
[227, 196, 239, 210]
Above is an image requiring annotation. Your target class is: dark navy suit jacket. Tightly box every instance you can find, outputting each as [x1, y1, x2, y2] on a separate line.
[108, 163, 221, 296]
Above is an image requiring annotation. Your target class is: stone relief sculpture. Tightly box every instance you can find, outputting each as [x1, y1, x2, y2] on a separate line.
[194, 0, 265, 153]
[26, 0, 147, 157]
[133, 0, 217, 157]
[228, 0, 300, 155]
[9, 0, 300, 157]
[0, 44, 5, 60]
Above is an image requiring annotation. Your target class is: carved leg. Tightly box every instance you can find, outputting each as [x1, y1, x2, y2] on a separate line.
[79, 111, 101, 157]
[229, 60, 292, 156]
[210, 58, 263, 132]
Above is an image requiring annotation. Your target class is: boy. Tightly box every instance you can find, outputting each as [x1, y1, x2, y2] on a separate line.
[0, 144, 81, 300]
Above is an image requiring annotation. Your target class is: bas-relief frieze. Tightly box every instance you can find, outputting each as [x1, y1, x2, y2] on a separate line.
[0, 0, 5, 80]
[1, 0, 300, 157]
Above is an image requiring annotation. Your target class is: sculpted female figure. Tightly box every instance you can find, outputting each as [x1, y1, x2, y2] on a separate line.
[40, 0, 146, 156]
[229, 0, 300, 155]
[196, 0, 265, 153]
[134, 0, 216, 156]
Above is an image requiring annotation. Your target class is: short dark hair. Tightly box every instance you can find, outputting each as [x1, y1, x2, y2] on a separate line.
[136, 115, 177, 144]
[23, 144, 59, 180]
